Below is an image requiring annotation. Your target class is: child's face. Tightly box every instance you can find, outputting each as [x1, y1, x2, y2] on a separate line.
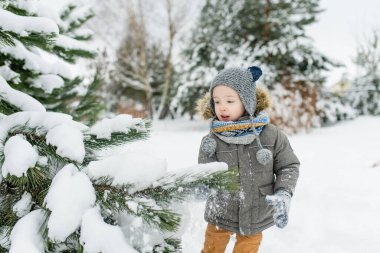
[212, 85, 245, 122]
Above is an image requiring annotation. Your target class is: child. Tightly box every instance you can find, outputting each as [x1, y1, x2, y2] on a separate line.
[198, 66, 300, 253]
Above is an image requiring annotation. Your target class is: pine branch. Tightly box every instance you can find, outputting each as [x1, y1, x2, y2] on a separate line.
[72, 71, 105, 125]
[0, 246, 8, 253]
[39, 209, 81, 253]
[0, 190, 21, 228]
[0, 99, 21, 115]
[39, 208, 80, 253]
[136, 203, 180, 232]
[200, 167, 240, 191]
[59, 4, 95, 35]
[40, 77, 82, 114]
[66, 12, 95, 34]
[92, 165, 239, 235]
[0, 145, 3, 166]
[44, 227, 82, 253]
[5, 4, 30, 16]
[94, 177, 133, 214]
[0, 225, 10, 252]
[2, 166, 51, 207]
[5, 68, 81, 114]
[2, 6, 57, 49]
[60, 5, 76, 21]
[5, 126, 79, 169]
[0, 29, 15, 46]
[71, 34, 93, 41]
[0, 166, 50, 247]
[52, 46, 97, 63]
[84, 121, 151, 151]
[94, 178, 180, 232]
[153, 238, 181, 253]
[136, 167, 240, 205]
[0, 54, 38, 82]
[17, 32, 57, 50]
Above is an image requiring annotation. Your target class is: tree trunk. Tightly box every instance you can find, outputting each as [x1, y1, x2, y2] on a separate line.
[136, 0, 153, 119]
[158, 0, 175, 119]
[263, 0, 271, 44]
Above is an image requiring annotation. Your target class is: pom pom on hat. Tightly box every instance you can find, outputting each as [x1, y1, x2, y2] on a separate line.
[201, 136, 216, 157]
[256, 148, 273, 165]
[249, 115, 273, 165]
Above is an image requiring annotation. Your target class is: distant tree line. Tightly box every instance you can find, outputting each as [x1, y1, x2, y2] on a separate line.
[105, 0, 380, 132]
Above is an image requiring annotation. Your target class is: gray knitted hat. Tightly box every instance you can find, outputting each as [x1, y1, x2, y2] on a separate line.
[209, 66, 273, 165]
[210, 66, 262, 116]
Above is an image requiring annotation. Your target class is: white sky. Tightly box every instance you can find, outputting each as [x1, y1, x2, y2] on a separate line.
[306, 0, 380, 86]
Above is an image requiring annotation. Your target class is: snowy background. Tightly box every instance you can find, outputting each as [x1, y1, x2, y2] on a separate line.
[85, 0, 380, 87]
[125, 116, 380, 252]
[2, 0, 380, 252]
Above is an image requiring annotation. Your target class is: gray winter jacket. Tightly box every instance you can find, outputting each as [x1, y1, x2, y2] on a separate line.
[198, 124, 300, 235]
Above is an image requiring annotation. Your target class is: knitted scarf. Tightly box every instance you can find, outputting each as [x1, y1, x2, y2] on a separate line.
[211, 111, 270, 145]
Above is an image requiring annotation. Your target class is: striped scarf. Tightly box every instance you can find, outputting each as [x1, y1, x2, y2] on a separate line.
[211, 111, 270, 145]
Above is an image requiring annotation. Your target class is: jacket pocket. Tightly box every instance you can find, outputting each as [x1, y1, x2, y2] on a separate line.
[257, 184, 274, 223]
[259, 184, 274, 196]
[216, 149, 238, 168]
[205, 190, 239, 223]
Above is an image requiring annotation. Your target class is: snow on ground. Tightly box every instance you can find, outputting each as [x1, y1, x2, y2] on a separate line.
[119, 116, 380, 253]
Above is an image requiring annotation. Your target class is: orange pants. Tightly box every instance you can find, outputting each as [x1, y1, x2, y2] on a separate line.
[201, 224, 262, 253]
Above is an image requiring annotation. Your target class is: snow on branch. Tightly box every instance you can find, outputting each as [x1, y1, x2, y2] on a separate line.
[0, 112, 88, 163]
[0, 76, 46, 112]
[12, 192, 33, 218]
[88, 114, 146, 140]
[85, 152, 167, 193]
[1, 41, 75, 79]
[0, 111, 87, 140]
[55, 34, 96, 52]
[2, 134, 38, 178]
[155, 162, 228, 188]
[0, 65, 19, 82]
[9, 209, 46, 253]
[0, 9, 58, 35]
[44, 164, 95, 242]
[80, 207, 138, 253]
[31, 74, 64, 94]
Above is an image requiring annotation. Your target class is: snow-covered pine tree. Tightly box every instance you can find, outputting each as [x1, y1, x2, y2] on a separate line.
[314, 73, 357, 126]
[110, 27, 166, 119]
[110, 0, 186, 120]
[0, 1, 238, 252]
[172, 0, 335, 131]
[171, 0, 237, 119]
[0, 0, 103, 125]
[316, 90, 357, 126]
[346, 30, 380, 115]
[109, 0, 167, 119]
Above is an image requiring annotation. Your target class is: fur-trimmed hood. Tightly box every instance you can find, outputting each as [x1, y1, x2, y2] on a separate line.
[196, 86, 271, 119]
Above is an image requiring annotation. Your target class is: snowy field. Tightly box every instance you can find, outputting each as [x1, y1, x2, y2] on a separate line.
[120, 116, 380, 253]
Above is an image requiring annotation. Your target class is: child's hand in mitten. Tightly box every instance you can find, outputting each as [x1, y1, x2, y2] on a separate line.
[265, 190, 291, 228]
